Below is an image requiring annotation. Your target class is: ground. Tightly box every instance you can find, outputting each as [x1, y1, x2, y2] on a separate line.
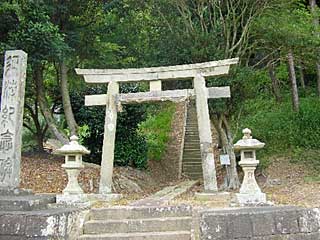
[262, 156, 320, 207]
[20, 153, 184, 200]
[20, 151, 320, 207]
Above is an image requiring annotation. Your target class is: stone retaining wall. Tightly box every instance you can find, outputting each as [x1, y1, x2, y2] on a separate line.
[200, 206, 320, 240]
[0, 208, 87, 239]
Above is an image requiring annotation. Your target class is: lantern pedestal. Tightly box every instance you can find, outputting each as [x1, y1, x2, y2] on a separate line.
[62, 165, 84, 195]
[236, 160, 266, 205]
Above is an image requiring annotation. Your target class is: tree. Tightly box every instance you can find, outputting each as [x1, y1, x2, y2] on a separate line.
[253, 1, 318, 111]
[309, 0, 320, 96]
[1, 0, 69, 145]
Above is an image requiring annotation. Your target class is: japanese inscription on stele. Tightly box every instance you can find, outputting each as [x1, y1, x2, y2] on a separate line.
[0, 50, 27, 189]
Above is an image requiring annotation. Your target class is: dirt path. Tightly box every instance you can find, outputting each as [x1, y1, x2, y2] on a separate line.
[262, 156, 320, 208]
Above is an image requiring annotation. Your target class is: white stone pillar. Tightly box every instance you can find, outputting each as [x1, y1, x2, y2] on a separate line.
[99, 81, 119, 194]
[0, 50, 27, 189]
[193, 74, 218, 192]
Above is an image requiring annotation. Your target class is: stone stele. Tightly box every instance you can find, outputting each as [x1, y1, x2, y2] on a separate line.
[0, 50, 27, 191]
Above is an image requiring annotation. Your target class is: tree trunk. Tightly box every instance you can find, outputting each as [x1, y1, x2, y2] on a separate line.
[268, 63, 282, 102]
[34, 65, 69, 144]
[309, 0, 320, 96]
[287, 50, 299, 112]
[212, 114, 240, 190]
[299, 62, 306, 89]
[59, 61, 78, 136]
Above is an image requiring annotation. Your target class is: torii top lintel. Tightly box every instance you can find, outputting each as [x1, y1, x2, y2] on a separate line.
[75, 58, 239, 83]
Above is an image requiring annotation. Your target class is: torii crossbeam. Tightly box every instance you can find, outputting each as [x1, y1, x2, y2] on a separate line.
[76, 58, 238, 194]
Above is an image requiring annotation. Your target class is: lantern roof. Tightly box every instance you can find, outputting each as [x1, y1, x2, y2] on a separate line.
[234, 128, 265, 150]
[54, 135, 90, 155]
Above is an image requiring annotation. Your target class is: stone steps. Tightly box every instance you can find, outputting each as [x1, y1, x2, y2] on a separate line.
[84, 217, 191, 234]
[79, 231, 191, 240]
[90, 206, 192, 220]
[181, 102, 203, 180]
[79, 206, 192, 240]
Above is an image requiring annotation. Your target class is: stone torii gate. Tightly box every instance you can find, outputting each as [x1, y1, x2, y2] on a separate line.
[76, 58, 238, 194]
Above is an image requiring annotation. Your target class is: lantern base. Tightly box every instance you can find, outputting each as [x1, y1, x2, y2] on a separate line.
[236, 192, 267, 206]
[56, 193, 122, 207]
[56, 194, 90, 207]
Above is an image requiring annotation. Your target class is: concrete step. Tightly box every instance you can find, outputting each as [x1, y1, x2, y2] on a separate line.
[184, 139, 200, 142]
[184, 142, 200, 146]
[183, 144, 200, 149]
[182, 165, 203, 170]
[183, 172, 203, 178]
[79, 231, 191, 240]
[183, 148, 201, 152]
[84, 217, 192, 234]
[0, 195, 56, 211]
[183, 168, 203, 174]
[182, 156, 201, 161]
[185, 129, 199, 133]
[183, 150, 201, 154]
[89, 205, 192, 220]
[182, 153, 201, 158]
[185, 125, 198, 128]
[184, 135, 200, 139]
[183, 162, 202, 167]
[182, 160, 202, 164]
[184, 133, 199, 137]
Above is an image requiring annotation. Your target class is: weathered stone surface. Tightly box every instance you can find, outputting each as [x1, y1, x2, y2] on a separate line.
[90, 205, 192, 220]
[99, 81, 119, 194]
[0, 208, 83, 239]
[0, 214, 26, 235]
[79, 231, 191, 240]
[0, 50, 27, 189]
[76, 58, 239, 83]
[80, 205, 192, 239]
[0, 195, 56, 211]
[85, 87, 230, 106]
[200, 214, 229, 240]
[298, 209, 320, 233]
[251, 212, 277, 236]
[274, 209, 300, 234]
[182, 102, 202, 179]
[84, 216, 192, 234]
[199, 207, 320, 240]
[131, 180, 198, 206]
[194, 74, 218, 192]
[229, 213, 253, 239]
[235, 129, 267, 205]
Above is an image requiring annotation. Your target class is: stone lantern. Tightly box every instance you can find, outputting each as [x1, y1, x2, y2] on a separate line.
[234, 128, 266, 205]
[54, 135, 90, 195]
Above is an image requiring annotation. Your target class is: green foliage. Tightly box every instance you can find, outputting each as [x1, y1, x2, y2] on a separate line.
[115, 133, 148, 169]
[70, 88, 148, 168]
[253, 1, 319, 62]
[236, 96, 320, 169]
[22, 128, 38, 152]
[139, 103, 175, 161]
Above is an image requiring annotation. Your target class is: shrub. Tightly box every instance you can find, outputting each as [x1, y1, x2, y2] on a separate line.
[71, 87, 148, 167]
[138, 103, 175, 160]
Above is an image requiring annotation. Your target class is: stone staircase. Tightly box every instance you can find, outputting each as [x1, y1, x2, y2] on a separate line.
[79, 205, 192, 240]
[182, 102, 203, 180]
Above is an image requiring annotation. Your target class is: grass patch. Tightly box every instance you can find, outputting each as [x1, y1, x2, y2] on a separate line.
[234, 96, 320, 170]
[304, 175, 320, 183]
[138, 103, 176, 161]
